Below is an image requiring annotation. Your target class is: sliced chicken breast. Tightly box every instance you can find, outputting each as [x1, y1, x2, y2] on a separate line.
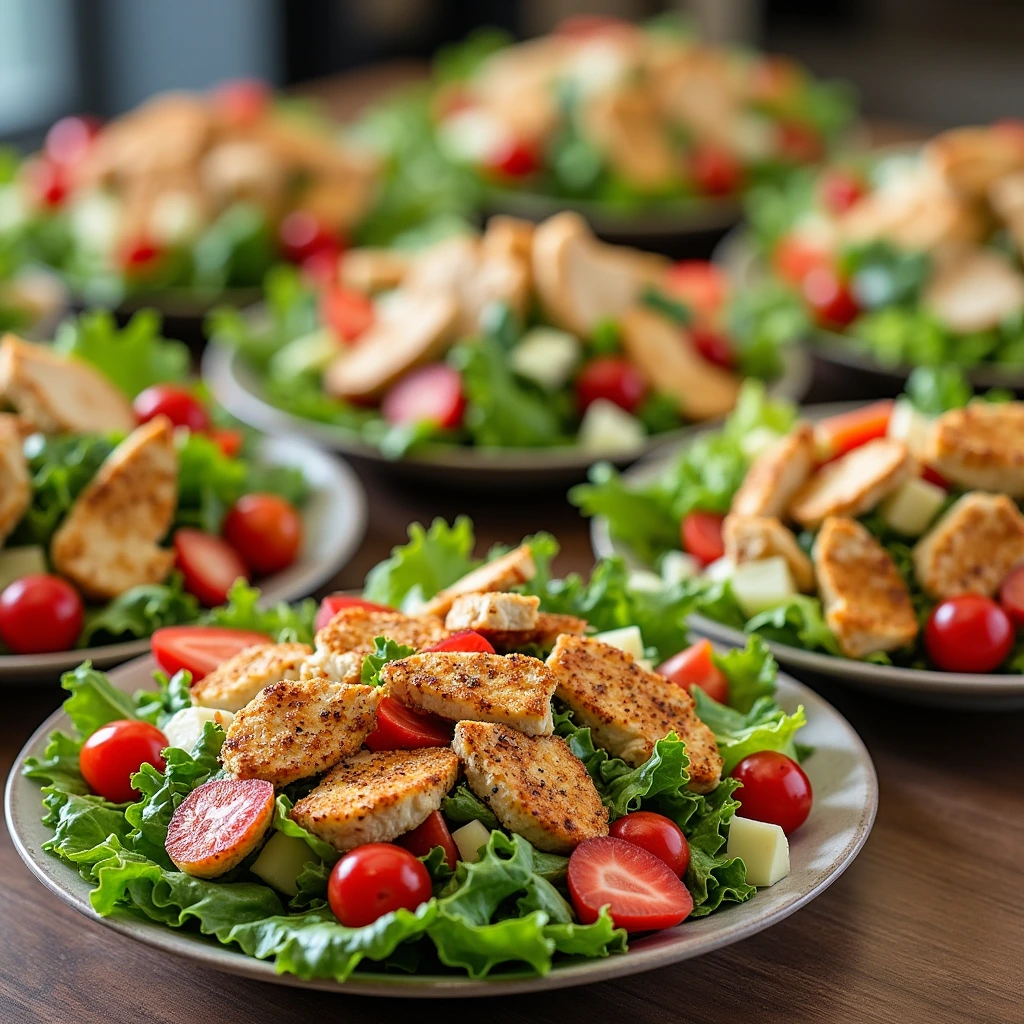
[922, 248, 1024, 334]
[925, 402, 1024, 498]
[444, 592, 540, 633]
[477, 612, 590, 654]
[190, 643, 312, 712]
[723, 514, 815, 592]
[421, 544, 536, 618]
[0, 413, 29, 545]
[731, 423, 816, 519]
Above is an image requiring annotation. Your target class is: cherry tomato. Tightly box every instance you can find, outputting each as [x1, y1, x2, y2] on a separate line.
[815, 400, 893, 459]
[119, 237, 163, 276]
[364, 697, 454, 751]
[328, 843, 432, 927]
[691, 326, 735, 369]
[278, 211, 342, 267]
[222, 494, 303, 576]
[819, 169, 867, 214]
[664, 261, 728, 321]
[731, 751, 813, 834]
[320, 285, 374, 343]
[133, 385, 209, 432]
[778, 121, 824, 164]
[772, 235, 830, 287]
[802, 265, 859, 328]
[689, 146, 743, 197]
[166, 778, 274, 877]
[79, 719, 168, 803]
[999, 564, 1024, 629]
[381, 364, 465, 430]
[395, 810, 459, 870]
[173, 528, 251, 607]
[681, 511, 726, 566]
[314, 594, 393, 633]
[208, 427, 244, 458]
[24, 158, 69, 208]
[151, 625, 271, 681]
[45, 115, 101, 167]
[212, 79, 271, 127]
[656, 639, 729, 704]
[925, 596, 1014, 673]
[483, 138, 540, 179]
[423, 631, 495, 654]
[609, 811, 690, 877]
[567, 836, 693, 933]
[576, 357, 647, 414]
[0, 575, 84, 654]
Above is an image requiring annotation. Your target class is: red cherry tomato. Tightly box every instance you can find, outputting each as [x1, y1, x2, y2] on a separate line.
[731, 751, 813, 834]
[999, 564, 1024, 629]
[656, 639, 729, 704]
[278, 211, 342, 267]
[0, 575, 84, 654]
[79, 719, 168, 803]
[925, 595, 1014, 673]
[772, 235, 830, 287]
[222, 494, 303, 576]
[819, 169, 867, 214]
[664, 261, 728, 322]
[681, 511, 726, 566]
[151, 625, 272, 681]
[25, 158, 69, 209]
[816, 400, 893, 458]
[567, 836, 693, 933]
[921, 465, 949, 490]
[691, 326, 736, 369]
[381, 364, 465, 430]
[609, 811, 690, 877]
[689, 146, 743, 197]
[133, 385, 209, 432]
[364, 697, 454, 751]
[576, 357, 647, 414]
[320, 285, 374, 344]
[45, 115, 102, 167]
[208, 427, 244, 458]
[173, 528, 251, 607]
[423, 630, 495, 654]
[212, 78, 271, 127]
[328, 843, 432, 927]
[778, 121, 824, 163]
[119, 237, 163, 276]
[395, 810, 459, 870]
[483, 138, 540, 179]
[314, 594, 393, 633]
[801, 265, 859, 328]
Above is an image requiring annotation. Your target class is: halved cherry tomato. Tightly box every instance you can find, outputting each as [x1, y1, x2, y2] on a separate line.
[174, 529, 251, 607]
[567, 836, 693, 933]
[0, 575, 84, 654]
[166, 778, 275, 877]
[819, 169, 866, 214]
[314, 594, 393, 633]
[209, 427, 244, 458]
[396, 810, 459, 870]
[222, 494, 303, 575]
[364, 697, 454, 751]
[999, 564, 1024, 629]
[609, 811, 690, 877]
[691, 326, 735, 369]
[925, 595, 1014, 673]
[664, 261, 728, 322]
[816, 400, 894, 458]
[381, 364, 466, 429]
[278, 211, 342, 267]
[133, 385, 209, 432]
[328, 843, 432, 927]
[689, 146, 743, 196]
[45, 115, 101, 168]
[25, 158, 69, 208]
[212, 78, 271, 127]
[152, 625, 272, 681]
[732, 751, 813, 834]
[483, 138, 540, 179]
[802, 265, 859, 328]
[681, 512, 726, 566]
[320, 285, 374, 343]
[576, 357, 647, 414]
[423, 630, 495, 654]
[772, 235, 830, 287]
[79, 719, 168, 803]
[119, 237, 163, 275]
[778, 121, 824, 163]
[656, 639, 729, 704]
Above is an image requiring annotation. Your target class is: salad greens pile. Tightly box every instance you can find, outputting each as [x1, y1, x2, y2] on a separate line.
[24, 519, 807, 982]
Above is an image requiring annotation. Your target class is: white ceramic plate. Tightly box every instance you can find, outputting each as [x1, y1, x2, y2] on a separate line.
[6, 652, 876, 998]
[589, 417, 1024, 710]
[0, 436, 367, 684]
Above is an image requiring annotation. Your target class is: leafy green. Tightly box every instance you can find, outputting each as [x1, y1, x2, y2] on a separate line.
[202, 580, 317, 644]
[360, 636, 418, 686]
[58, 662, 140, 738]
[80, 575, 200, 646]
[133, 671, 193, 728]
[904, 365, 975, 416]
[272, 795, 338, 863]
[743, 595, 843, 655]
[692, 691, 807, 773]
[710, 636, 780, 712]
[440, 784, 501, 831]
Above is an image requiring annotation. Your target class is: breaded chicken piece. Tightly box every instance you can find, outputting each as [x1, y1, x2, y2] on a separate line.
[925, 402, 1024, 498]
[380, 652, 556, 736]
[922, 248, 1024, 334]
[220, 676, 381, 787]
[453, 721, 608, 853]
[731, 423, 816, 519]
[479, 612, 590, 654]
[481, 215, 535, 268]
[0, 414, 29, 545]
[723, 514, 815, 592]
[0, 334, 136, 435]
[789, 438, 914, 531]
[913, 493, 1024, 600]
[340, 247, 411, 293]
[444, 592, 540, 633]
[813, 517, 918, 659]
[545, 635, 722, 793]
[290, 747, 459, 853]
[190, 643, 312, 712]
[50, 418, 177, 600]
[421, 544, 536, 617]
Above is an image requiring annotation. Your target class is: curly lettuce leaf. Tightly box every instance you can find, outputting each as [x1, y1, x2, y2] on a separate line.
[203, 579, 317, 644]
[361, 637, 417, 686]
[440, 784, 502, 831]
[132, 670, 193, 727]
[710, 636, 779, 713]
[693, 691, 807, 774]
[80, 574, 201, 646]
[743, 594, 843, 655]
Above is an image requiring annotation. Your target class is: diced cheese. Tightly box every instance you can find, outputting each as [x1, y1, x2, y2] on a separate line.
[452, 819, 492, 864]
[727, 815, 790, 887]
[509, 327, 580, 391]
[70, 192, 120, 255]
[661, 550, 701, 586]
[149, 190, 202, 244]
[636, 658, 655, 672]
[250, 831, 316, 896]
[578, 399, 647, 455]
[730, 556, 797, 617]
[741, 426, 782, 461]
[887, 397, 932, 460]
[270, 327, 339, 380]
[592, 625, 645, 661]
[628, 569, 665, 593]
[880, 477, 947, 537]
[703, 556, 734, 583]
[0, 546, 47, 593]
[163, 707, 235, 753]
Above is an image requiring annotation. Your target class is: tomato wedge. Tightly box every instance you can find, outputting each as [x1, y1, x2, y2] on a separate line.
[681, 511, 726, 566]
[174, 528, 251, 607]
[209, 427, 244, 458]
[567, 836, 693, 933]
[166, 778, 275, 878]
[424, 631, 495, 654]
[314, 594, 393, 633]
[395, 810, 459, 869]
[656, 639, 729, 704]
[999, 564, 1024, 628]
[771, 235, 830, 287]
[816, 400, 894, 459]
[320, 285, 374, 343]
[151, 626, 272, 682]
[364, 697, 454, 751]
[664, 261, 728, 322]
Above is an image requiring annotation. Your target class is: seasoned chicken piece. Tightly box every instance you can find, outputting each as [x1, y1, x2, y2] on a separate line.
[381, 652, 556, 735]
[421, 544, 536, 617]
[789, 439, 914, 531]
[0, 414, 29, 545]
[444, 592, 540, 633]
[546, 635, 722, 793]
[0, 334, 136, 435]
[50, 418, 177, 600]
[925, 402, 1024, 498]
[290, 747, 459, 853]
[922, 248, 1024, 334]
[723, 515, 815, 592]
[190, 643, 312, 712]
[482, 215, 535, 268]
[813, 517, 918, 659]
[453, 721, 608, 853]
[340, 247, 411, 293]
[731, 423, 816, 519]
[220, 676, 381, 787]
[924, 125, 1024, 199]
[478, 612, 590, 654]
[913, 493, 1024, 600]
[989, 170, 1024, 253]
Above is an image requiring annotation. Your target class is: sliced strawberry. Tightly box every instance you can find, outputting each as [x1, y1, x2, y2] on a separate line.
[364, 697, 454, 751]
[424, 630, 495, 654]
[173, 528, 251, 607]
[381, 364, 466, 430]
[151, 626, 272, 682]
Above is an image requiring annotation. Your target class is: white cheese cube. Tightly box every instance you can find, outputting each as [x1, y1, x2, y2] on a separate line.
[149, 190, 202, 244]
[163, 707, 235, 753]
[509, 327, 580, 391]
[703, 556, 735, 583]
[730, 556, 796, 617]
[437, 108, 511, 165]
[661, 550, 701, 586]
[727, 815, 790, 887]
[887, 397, 932, 460]
[636, 658, 655, 672]
[578, 399, 646, 455]
[250, 831, 316, 896]
[592, 625, 645, 661]
[70, 192, 120, 255]
[451, 819, 492, 864]
[880, 477, 947, 537]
